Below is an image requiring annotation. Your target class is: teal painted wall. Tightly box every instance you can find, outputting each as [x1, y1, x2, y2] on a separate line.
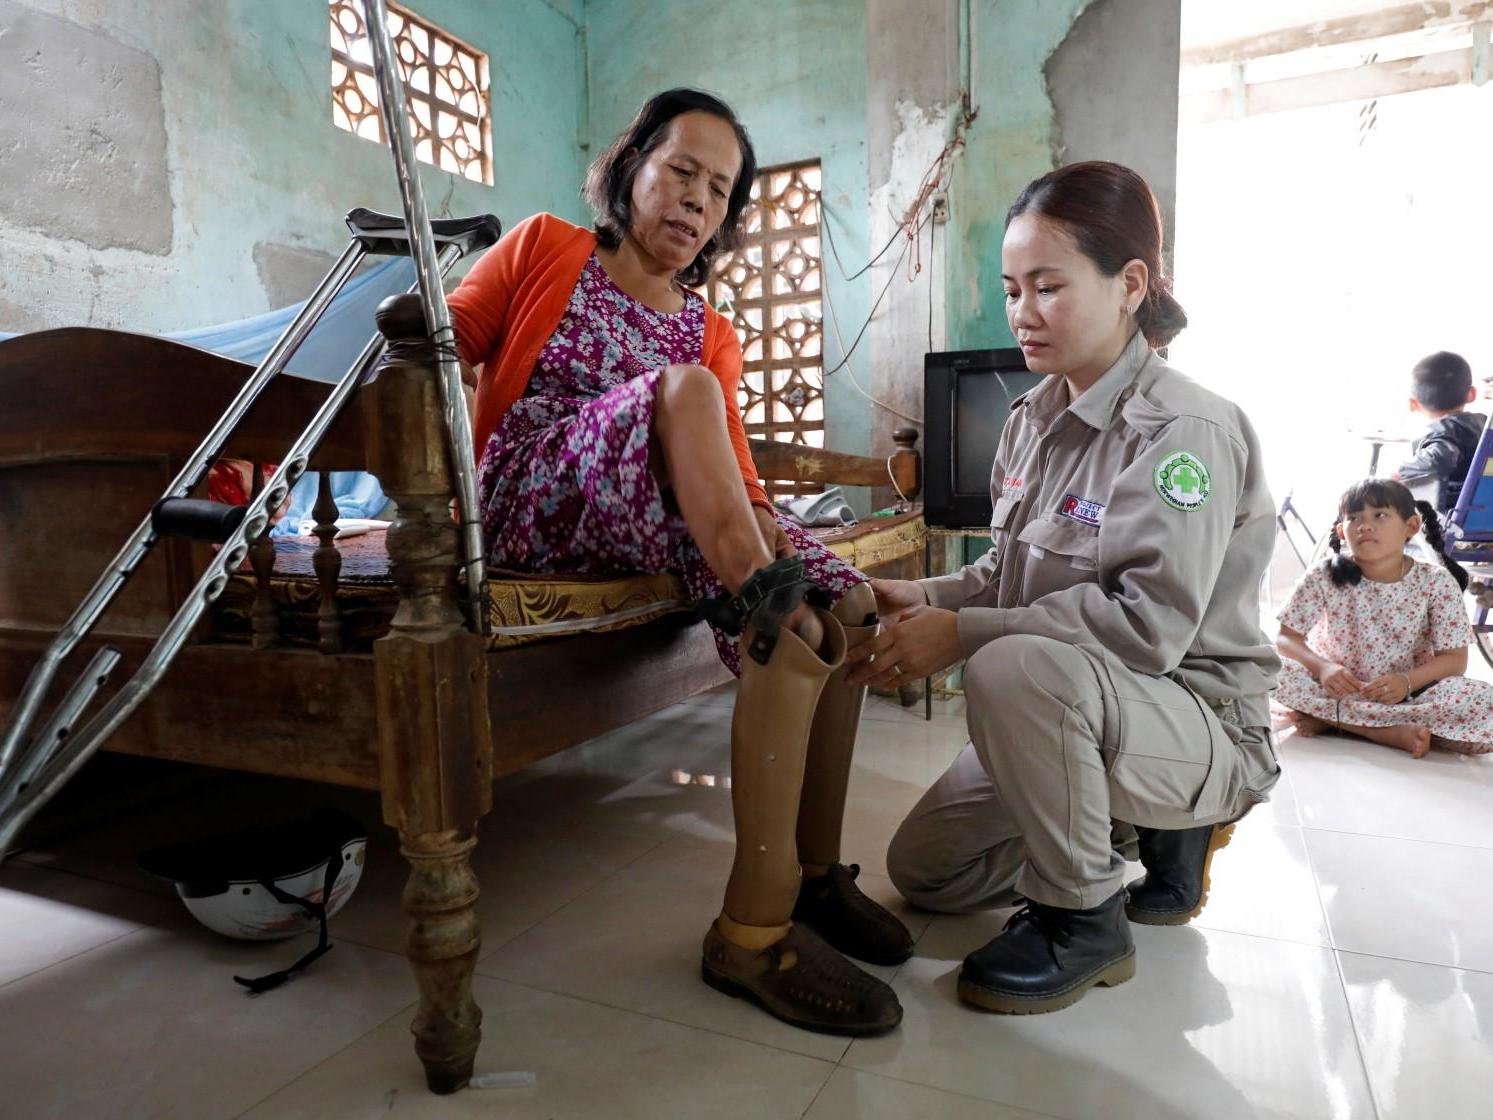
[428, 0, 588, 225]
[584, 0, 874, 460]
[177, 0, 588, 254]
[946, 0, 1090, 351]
[1, 0, 585, 332]
[7, 0, 1106, 445]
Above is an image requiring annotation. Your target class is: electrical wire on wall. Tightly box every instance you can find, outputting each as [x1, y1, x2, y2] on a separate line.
[927, 213, 936, 354]
[816, 92, 978, 427]
[821, 211, 927, 424]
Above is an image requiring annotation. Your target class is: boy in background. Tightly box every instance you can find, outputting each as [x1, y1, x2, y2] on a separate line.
[1396, 351, 1485, 511]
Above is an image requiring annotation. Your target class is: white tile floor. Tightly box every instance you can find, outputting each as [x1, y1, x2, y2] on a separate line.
[3, 686, 1492, 1119]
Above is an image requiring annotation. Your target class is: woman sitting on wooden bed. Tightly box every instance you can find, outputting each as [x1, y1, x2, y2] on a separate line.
[447, 88, 906, 1037]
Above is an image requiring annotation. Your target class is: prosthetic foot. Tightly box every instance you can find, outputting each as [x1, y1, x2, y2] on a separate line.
[702, 560, 903, 1036]
[958, 890, 1135, 1014]
[1124, 822, 1235, 925]
[793, 582, 913, 966]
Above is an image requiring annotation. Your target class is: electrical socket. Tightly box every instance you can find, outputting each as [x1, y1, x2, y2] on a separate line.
[930, 193, 950, 224]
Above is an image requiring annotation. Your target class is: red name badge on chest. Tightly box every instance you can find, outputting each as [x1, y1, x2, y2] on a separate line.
[1058, 494, 1104, 527]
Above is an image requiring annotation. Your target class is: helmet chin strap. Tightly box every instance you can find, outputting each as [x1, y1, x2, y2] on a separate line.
[696, 555, 829, 665]
[232, 842, 343, 995]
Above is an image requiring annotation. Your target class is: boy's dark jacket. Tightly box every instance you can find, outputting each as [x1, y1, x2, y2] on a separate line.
[1398, 411, 1486, 505]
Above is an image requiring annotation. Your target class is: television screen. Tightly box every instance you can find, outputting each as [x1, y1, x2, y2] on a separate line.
[956, 372, 1016, 496]
[924, 348, 1040, 528]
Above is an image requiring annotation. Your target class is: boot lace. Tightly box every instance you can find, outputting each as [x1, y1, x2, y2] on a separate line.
[1003, 901, 1071, 967]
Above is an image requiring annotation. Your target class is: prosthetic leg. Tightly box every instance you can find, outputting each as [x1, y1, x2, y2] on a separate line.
[698, 560, 902, 1036]
[792, 582, 914, 965]
[721, 607, 841, 927]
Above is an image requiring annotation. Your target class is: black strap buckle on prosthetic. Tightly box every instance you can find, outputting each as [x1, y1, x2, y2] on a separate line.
[697, 556, 829, 665]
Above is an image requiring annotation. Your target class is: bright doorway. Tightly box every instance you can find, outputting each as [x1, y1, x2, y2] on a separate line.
[1171, 1, 1493, 554]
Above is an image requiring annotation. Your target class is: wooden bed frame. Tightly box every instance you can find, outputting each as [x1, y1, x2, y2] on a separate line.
[0, 301, 922, 1092]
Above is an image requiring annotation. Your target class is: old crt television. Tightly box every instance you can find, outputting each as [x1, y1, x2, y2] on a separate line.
[923, 347, 1040, 528]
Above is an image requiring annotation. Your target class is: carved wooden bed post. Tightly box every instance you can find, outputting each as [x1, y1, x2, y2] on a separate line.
[363, 293, 493, 1094]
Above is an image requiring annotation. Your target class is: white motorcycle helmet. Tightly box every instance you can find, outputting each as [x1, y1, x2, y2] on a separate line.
[140, 808, 367, 992]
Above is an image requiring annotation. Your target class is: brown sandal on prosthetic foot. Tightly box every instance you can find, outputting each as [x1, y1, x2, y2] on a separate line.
[702, 920, 902, 1037]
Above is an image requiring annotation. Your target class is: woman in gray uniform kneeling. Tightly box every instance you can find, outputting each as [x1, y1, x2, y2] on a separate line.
[846, 160, 1281, 1014]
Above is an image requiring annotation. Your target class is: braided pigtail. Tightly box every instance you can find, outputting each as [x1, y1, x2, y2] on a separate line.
[1415, 500, 1470, 590]
[1324, 526, 1363, 587]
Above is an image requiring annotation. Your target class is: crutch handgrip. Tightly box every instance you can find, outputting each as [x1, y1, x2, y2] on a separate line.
[345, 207, 500, 259]
[151, 498, 250, 544]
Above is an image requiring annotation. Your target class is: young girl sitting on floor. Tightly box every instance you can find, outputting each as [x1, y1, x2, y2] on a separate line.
[1276, 478, 1493, 757]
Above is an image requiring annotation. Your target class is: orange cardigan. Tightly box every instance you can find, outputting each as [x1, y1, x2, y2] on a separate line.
[448, 212, 769, 509]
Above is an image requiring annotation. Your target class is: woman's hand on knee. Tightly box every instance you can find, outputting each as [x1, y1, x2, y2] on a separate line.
[752, 504, 795, 559]
[845, 605, 962, 688]
[868, 577, 927, 623]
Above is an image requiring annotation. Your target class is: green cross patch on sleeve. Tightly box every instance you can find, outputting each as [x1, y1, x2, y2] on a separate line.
[1154, 450, 1212, 511]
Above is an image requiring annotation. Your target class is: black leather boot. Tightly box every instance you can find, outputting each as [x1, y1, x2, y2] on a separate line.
[1124, 822, 1235, 925]
[958, 889, 1134, 1014]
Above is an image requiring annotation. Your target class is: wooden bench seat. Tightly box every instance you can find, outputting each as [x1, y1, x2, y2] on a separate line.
[210, 507, 926, 654]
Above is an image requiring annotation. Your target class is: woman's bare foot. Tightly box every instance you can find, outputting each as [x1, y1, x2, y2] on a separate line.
[1287, 711, 1330, 737]
[1363, 723, 1432, 758]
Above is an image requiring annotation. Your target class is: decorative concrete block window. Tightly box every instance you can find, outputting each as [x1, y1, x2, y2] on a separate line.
[329, 0, 492, 185]
[707, 160, 825, 474]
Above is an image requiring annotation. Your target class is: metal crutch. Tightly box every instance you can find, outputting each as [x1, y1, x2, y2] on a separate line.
[0, 235, 478, 856]
[0, 241, 368, 789]
[360, 0, 487, 635]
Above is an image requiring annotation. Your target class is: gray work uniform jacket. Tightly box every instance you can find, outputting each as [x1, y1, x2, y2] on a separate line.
[920, 331, 1281, 727]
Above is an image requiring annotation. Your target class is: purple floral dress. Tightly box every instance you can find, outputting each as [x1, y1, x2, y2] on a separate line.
[477, 255, 864, 673]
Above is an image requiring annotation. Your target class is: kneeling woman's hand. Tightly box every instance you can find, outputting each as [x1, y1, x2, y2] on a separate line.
[845, 605, 962, 690]
[867, 577, 928, 622]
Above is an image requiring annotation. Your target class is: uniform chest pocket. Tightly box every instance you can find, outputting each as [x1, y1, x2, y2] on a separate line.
[1017, 515, 1099, 570]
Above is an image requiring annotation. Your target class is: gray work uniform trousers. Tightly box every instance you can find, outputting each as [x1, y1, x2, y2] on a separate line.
[887, 634, 1280, 912]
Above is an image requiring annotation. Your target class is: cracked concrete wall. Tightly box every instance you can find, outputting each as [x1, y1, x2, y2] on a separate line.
[252, 242, 338, 310]
[1046, 0, 1180, 256]
[946, 0, 1093, 352]
[1, 0, 586, 334]
[0, 1, 172, 254]
[945, 0, 1180, 351]
[865, 0, 961, 490]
